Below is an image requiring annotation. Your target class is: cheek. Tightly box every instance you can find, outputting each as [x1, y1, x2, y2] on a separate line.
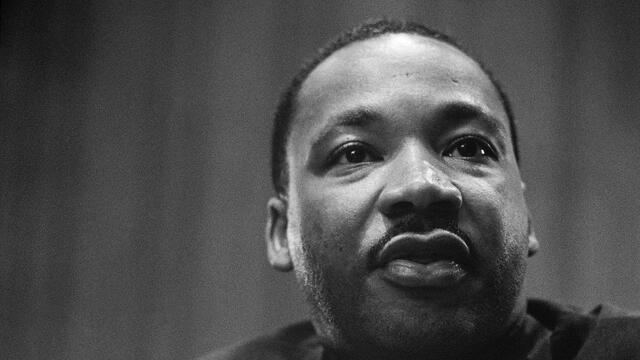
[456, 174, 528, 251]
[289, 178, 378, 266]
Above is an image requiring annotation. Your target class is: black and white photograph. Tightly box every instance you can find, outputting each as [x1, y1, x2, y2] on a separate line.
[3, 1, 640, 359]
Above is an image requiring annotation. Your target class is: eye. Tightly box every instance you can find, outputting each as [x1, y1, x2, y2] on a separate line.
[330, 142, 381, 165]
[444, 136, 497, 160]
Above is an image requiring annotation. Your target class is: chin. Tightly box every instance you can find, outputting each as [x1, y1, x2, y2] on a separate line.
[350, 300, 511, 360]
[313, 269, 527, 360]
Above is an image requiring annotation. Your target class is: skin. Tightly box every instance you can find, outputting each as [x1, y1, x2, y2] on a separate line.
[266, 33, 539, 360]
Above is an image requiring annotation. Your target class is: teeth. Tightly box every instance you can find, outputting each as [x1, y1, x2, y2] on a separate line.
[403, 253, 454, 264]
[404, 255, 437, 264]
[407, 257, 433, 264]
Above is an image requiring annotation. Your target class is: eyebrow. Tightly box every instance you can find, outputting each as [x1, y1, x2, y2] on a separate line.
[329, 107, 383, 129]
[310, 108, 384, 146]
[309, 102, 508, 151]
[433, 102, 507, 137]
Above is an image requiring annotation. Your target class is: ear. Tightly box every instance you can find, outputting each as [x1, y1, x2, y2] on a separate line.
[521, 181, 539, 257]
[527, 216, 539, 257]
[266, 196, 293, 272]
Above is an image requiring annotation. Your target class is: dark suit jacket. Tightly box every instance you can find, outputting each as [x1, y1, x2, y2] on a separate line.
[202, 298, 640, 360]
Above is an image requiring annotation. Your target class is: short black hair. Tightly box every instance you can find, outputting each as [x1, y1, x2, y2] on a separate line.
[271, 18, 518, 195]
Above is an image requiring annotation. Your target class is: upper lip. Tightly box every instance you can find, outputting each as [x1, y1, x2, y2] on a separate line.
[376, 229, 471, 267]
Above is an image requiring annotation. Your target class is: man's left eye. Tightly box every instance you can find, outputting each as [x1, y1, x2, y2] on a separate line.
[443, 136, 497, 160]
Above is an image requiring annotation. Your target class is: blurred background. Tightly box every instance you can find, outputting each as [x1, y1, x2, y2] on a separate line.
[2, 1, 640, 359]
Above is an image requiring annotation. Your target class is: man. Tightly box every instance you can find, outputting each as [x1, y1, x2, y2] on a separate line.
[205, 19, 640, 360]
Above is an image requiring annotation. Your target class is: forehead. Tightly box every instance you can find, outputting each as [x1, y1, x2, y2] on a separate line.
[291, 33, 506, 138]
[304, 33, 485, 93]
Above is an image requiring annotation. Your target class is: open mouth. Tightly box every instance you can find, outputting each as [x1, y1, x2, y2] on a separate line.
[376, 229, 471, 288]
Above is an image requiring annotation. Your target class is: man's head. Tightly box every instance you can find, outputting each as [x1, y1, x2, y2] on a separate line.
[265, 19, 539, 360]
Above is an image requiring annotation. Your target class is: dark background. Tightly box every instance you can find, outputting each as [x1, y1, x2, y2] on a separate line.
[2, 1, 640, 359]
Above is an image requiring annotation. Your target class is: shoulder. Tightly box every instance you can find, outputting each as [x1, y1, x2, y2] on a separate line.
[579, 303, 640, 358]
[527, 298, 640, 359]
[196, 321, 323, 360]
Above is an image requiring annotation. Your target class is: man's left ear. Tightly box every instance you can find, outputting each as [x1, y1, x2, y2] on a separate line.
[522, 181, 539, 257]
[265, 195, 293, 271]
[527, 216, 539, 257]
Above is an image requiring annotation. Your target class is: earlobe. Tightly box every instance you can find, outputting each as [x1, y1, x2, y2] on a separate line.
[527, 217, 539, 257]
[522, 184, 539, 257]
[266, 196, 293, 272]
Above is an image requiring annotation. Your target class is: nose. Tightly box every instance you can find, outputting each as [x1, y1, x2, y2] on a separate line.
[377, 144, 462, 218]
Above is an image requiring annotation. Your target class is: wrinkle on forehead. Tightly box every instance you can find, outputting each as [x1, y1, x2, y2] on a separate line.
[391, 71, 421, 79]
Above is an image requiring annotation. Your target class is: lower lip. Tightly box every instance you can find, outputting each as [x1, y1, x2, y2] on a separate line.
[381, 259, 467, 288]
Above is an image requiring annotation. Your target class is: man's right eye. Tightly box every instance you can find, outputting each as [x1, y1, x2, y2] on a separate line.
[330, 142, 381, 165]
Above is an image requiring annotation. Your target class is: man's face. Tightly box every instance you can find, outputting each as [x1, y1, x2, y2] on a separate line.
[268, 33, 537, 359]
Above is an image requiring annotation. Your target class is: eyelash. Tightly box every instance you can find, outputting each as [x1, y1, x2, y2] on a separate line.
[327, 135, 498, 167]
[328, 141, 381, 165]
[443, 135, 498, 160]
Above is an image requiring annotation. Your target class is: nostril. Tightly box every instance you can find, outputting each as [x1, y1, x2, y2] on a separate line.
[429, 200, 461, 217]
[388, 201, 414, 217]
[387, 199, 459, 219]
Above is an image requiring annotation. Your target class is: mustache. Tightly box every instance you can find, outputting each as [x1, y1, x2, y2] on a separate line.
[365, 216, 472, 270]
